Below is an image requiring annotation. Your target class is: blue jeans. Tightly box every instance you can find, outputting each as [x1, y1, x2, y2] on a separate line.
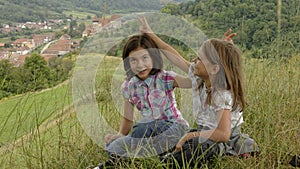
[131, 119, 173, 138]
[105, 119, 187, 158]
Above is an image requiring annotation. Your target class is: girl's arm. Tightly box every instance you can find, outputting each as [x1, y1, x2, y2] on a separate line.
[118, 99, 134, 135]
[173, 74, 192, 88]
[138, 16, 191, 73]
[138, 16, 237, 73]
[104, 99, 134, 144]
[175, 109, 231, 152]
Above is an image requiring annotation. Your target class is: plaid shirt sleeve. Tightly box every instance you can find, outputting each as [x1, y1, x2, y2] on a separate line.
[161, 70, 176, 90]
[121, 80, 130, 99]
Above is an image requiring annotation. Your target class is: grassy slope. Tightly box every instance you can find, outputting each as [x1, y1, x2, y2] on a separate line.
[0, 55, 299, 168]
[0, 82, 72, 144]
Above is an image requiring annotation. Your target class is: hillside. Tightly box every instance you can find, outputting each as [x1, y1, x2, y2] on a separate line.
[1, 55, 299, 168]
[162, 0, 300, 58]
[0, 0, 192, 23]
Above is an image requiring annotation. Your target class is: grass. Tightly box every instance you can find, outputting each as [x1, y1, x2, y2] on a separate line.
[0, 54, 299, 168]
[0, 37, 12, 43]
[63, 10, 97, 20]
[0, 83, 72, 145]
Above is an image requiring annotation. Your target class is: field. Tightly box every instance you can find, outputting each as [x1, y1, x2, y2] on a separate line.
[63, 10, 98, 20]
[0, 54, 299, 169]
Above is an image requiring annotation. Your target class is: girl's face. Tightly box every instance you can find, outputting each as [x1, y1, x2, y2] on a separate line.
[129, 47, 153, 80]
[193, 47, 213, 79]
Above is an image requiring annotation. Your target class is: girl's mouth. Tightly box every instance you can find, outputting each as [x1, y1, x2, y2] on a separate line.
[138, 71, 147, 76]
[137, 69, 147, 74]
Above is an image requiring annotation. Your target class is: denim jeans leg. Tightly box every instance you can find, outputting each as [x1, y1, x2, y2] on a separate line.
[105, 135, 132, 158]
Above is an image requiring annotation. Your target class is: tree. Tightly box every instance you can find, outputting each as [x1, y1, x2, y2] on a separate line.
[55, 30, 66, 39]
[77, 22, 86, 34]
[10, 36, 16, 41]
[23, 53, 51, 91]
[0, 60, 14, 96]
[48, 56, 73, 83]
[177, 0, 300, 58]
[4, 43, 10, 48]
[69, 19, 78, 37]
[0, 60, 23, 97]
[161, 3, 180, 15]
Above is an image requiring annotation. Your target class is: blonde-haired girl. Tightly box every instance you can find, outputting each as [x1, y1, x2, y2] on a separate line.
[139, 16, 259, 167]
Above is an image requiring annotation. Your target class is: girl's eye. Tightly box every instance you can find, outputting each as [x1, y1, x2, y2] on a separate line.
[130, 58, 137, 64]
[143, 55, 149, 60]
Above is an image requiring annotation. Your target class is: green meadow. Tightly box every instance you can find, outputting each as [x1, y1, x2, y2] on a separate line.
[0, 55, 299, 168]
[63, 10, 98, 19]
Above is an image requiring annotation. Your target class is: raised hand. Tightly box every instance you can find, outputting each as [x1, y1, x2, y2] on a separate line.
[138, 16, 153, 34]
[222, 28, 237, 44]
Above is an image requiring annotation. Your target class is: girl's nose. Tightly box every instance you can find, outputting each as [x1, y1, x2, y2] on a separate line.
[136, 60, 144, 68]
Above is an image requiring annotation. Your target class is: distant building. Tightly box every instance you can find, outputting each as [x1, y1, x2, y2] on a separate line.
[41, 34, 76, 58]
[16, 46, 31, 55]
[82, 14, 122, 37]
[31, 33, 55, 47]
[0, 49, 30, 67]
[11, 38, 35, 49]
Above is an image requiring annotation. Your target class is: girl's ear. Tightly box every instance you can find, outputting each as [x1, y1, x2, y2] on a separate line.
[211, 64, 220, 75]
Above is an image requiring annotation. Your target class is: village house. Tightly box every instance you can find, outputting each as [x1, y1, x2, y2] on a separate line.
[16, 46, 31, 55]
[0, 50, 9, 60]
[0, 49, 29, 67]
[82, 24, 100, 38]
[31, 33, 55, 47]
[18, 21, 52, 30]
[82, 29, 90, 38]
[41, 34, 77, 61]
[10, 38, 35, 49]
[1, 19, 65, 35]
[8, 53, 30, 67]
[1, 26, 22, 34]
[82, 14, 122, 37]
[0, 33, 75, 66]
[0, 18, 78, 66]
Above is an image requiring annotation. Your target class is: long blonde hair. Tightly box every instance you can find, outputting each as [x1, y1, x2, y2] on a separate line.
[201, 38, 245, 111]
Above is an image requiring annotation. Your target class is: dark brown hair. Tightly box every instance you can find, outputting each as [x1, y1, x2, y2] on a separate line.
[122, 34, 163, 80]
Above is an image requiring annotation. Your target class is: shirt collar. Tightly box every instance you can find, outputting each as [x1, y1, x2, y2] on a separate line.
[132, 74, 155, 87]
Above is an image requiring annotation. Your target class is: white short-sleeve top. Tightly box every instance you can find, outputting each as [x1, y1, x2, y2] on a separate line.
[188, 63, 244, 129]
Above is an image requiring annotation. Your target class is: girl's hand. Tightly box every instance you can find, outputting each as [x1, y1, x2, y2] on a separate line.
[174, 132, 195, 152]
[222, 28, 237, 44]
[104, 133, 122, 144]
[138, 16, 153, 34]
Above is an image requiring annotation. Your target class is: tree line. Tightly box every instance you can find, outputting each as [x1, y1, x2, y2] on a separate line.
[0, 0, 159, 23]
[0, 52, 76, 99]
[162, 0, 300, 58]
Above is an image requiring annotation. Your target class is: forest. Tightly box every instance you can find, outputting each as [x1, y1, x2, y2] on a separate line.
[162, 0, 300, 58]
[0, 0, 188, 23]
